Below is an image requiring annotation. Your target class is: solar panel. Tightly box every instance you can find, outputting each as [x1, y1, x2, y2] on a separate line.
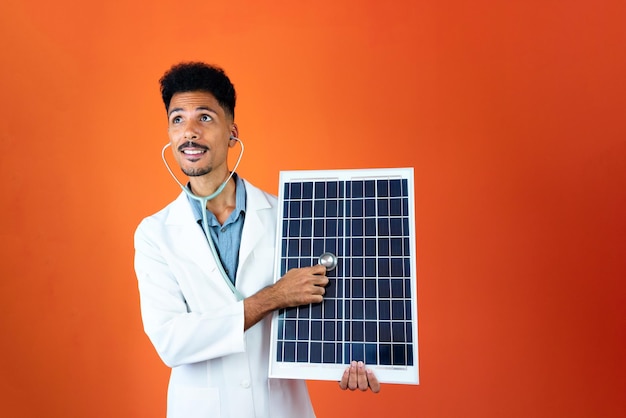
[268, 168, 419, 384]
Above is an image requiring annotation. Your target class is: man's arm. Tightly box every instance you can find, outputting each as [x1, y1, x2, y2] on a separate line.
[243, 263, 381, 393]
[243, 264, 328, 330]
[135, 224, 248, 367]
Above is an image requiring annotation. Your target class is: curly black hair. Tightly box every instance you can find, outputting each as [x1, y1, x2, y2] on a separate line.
[159, 62, 237, 119]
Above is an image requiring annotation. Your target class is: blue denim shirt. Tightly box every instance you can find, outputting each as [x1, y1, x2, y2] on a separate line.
[187, 174, 246, 284]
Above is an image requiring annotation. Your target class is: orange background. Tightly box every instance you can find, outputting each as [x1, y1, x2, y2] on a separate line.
[1, 1, 625, 417]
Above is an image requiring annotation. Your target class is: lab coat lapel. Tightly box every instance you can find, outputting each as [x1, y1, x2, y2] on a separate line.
[164, 192, 236, 300]
[238, 181, 272, 273]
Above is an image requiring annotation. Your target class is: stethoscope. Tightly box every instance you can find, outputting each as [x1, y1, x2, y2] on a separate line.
[161, 136, 340, 302]
[161, 136, 246, 301]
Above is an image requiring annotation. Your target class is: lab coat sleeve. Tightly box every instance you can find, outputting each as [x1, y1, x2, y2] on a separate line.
[134, 221, 245, 368]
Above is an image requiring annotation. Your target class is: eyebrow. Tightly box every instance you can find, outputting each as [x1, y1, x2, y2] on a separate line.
[168, 106, 218, 118]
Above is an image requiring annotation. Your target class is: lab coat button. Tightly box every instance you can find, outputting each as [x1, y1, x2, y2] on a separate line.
[241, 379, 250, 388]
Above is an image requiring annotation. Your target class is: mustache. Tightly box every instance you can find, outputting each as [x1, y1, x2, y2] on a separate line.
[177, 141, 209, 152]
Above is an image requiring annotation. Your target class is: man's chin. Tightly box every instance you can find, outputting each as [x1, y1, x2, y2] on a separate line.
[181, 167, 211, 177]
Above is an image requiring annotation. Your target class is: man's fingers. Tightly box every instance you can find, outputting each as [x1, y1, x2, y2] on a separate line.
[347, 361, 358, 390]
[338, 367, 350, 390]
[338, 361, 381, 393]
[366, 368, 381, 393]
[357, 361, 369, 391]
[310, 263, 328, 275]
[312, 275, 329, 287]
[312, 285, 326, 295]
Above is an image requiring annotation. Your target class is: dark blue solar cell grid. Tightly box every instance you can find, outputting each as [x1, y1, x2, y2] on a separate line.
[276, 177, 414, 368]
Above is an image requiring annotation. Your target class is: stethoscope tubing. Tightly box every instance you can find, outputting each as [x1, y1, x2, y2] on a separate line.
[161, 137, 246, 301]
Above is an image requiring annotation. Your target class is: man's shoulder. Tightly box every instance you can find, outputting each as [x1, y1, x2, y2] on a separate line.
[241, 178, 278, 207]
[135, 192, 188, 233]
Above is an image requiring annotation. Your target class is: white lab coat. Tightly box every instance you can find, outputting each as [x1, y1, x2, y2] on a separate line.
[134, 180, 315, 418]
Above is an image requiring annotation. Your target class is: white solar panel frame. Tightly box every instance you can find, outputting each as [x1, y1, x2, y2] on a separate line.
[268, 168, 419, 385]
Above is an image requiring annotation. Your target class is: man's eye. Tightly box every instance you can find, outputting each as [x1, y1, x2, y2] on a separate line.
[200, 114, 212, 122]
[171, 116, 182, 124]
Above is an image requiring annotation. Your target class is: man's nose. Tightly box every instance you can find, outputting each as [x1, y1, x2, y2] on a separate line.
[183, 120, 200, 139]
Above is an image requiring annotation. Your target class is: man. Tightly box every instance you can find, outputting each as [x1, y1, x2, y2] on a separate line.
[134, 62, 379, 418]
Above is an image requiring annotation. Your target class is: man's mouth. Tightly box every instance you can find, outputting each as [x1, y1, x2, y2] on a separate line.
[182, 149, 205, 155]
[178, 141, 208, 156]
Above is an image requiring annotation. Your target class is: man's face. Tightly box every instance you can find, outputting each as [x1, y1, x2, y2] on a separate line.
[167, 91, 236, 177]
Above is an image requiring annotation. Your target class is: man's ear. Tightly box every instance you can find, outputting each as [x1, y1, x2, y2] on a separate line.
[229, 123, 239, 147]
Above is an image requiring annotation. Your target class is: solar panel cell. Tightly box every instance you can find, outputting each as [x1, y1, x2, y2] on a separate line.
[365, 343, 377, 364]
[311, 342, 322, 362]
[379, 322, 391, 342]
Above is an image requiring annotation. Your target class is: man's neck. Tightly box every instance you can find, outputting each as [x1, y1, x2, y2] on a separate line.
[189, 174, 237, 223]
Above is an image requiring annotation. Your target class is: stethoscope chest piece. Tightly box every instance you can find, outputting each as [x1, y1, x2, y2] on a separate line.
[318, 252, 338, 271]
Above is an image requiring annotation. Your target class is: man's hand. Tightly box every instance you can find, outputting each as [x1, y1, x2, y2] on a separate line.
[270, 264, 329, 307]
[339, 361, 381, 393]
[243, 264, 328, 330]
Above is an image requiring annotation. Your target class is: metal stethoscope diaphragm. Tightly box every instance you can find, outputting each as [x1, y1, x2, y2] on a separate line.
[318, 252, 338, 271]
